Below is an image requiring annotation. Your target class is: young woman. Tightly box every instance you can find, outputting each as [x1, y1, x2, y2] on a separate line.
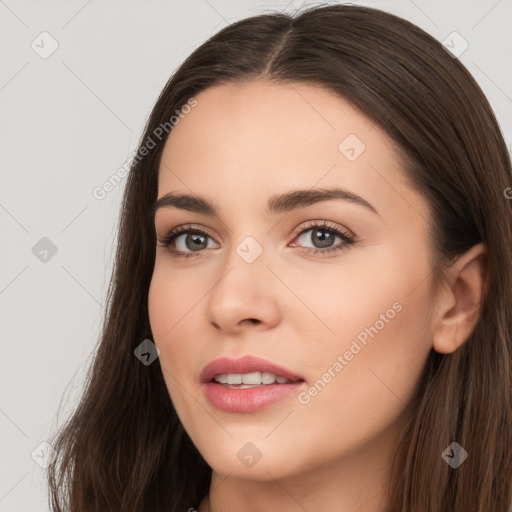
[46, 4, 512, 511]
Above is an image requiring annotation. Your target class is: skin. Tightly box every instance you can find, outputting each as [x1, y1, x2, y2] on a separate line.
[148, 80, 487, 512]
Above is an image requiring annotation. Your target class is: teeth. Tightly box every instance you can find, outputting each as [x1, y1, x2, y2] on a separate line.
[213, 372, 293, 385]
[261, 372, 276, 384]
[227, 374, 242, 385]
[242, 371, 262, 385]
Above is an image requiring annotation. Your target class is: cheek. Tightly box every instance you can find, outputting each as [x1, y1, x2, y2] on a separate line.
[147, 264, 202, 384]
[299, 299, 431, 460]
[287, 252, 422, 362]
[317, 233, 433, 351]
[295, 248, 433, 447]
[147, 260, 220, 399]
[291, 329, 427, 475]
[148, 261, 203, 340]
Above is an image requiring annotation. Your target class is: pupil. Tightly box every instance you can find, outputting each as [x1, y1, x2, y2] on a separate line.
[312, 229, 333, 248]
[188, 233, 207, 251]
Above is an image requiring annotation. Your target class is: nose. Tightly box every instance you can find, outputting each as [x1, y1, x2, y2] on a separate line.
[205, 238, 281, 335]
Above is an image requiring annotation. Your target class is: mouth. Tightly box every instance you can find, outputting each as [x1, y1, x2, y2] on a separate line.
[200, 354, 305, 384]
[211, 371, 304, 388]
[200, 355, 306, 413]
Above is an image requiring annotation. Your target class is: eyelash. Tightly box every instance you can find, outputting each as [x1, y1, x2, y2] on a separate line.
[157, 220, 355, 259]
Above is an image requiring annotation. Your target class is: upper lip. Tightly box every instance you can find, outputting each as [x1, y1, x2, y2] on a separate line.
[200, 355, 305, 383]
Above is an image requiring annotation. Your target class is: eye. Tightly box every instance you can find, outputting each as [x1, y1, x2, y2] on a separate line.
[157, 224, 219, 259]
[157, 220, 355, 259]
[290, 220, 355, 256]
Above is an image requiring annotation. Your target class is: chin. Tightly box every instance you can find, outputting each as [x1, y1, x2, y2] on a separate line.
[196, 438, 303, 481]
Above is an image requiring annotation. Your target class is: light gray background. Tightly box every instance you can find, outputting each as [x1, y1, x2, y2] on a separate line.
[1, 1, 511, 510]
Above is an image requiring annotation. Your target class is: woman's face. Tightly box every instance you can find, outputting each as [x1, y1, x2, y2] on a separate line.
[148, 80, 436, 482]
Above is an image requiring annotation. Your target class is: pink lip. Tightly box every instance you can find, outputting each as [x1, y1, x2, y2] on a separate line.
[200, 355, 304, 383]
[200, 355, 306, 413]
[203, 382, 305, 413]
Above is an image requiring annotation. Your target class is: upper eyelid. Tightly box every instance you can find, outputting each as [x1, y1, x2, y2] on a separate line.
[165, 223, 219, 241]
[160, 220, 354, 244]
[294, 220, 354, 238]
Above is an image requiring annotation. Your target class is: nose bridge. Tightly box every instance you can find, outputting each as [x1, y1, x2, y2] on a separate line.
[233, 232, 266, 266]
[205, 228, 281, 330]
[216, 230, 268, 294]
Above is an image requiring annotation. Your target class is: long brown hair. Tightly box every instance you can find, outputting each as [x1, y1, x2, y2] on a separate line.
[46, 4, 512, 511]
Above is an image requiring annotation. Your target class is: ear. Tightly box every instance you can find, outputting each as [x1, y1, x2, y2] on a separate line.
[432, 242, 488, 354]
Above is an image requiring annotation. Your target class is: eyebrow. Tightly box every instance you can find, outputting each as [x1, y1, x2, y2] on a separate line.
[151, 187, 379, 217]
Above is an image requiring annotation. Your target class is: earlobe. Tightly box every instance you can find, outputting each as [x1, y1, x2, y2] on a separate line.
[432, 242, 488, 354]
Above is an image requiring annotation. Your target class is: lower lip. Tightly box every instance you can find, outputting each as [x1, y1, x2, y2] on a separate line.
[203, 381, 305, 412]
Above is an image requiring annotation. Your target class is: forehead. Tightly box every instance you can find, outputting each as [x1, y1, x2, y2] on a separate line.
[157, 80, 427, 226]
[162, 80, 385, 163]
